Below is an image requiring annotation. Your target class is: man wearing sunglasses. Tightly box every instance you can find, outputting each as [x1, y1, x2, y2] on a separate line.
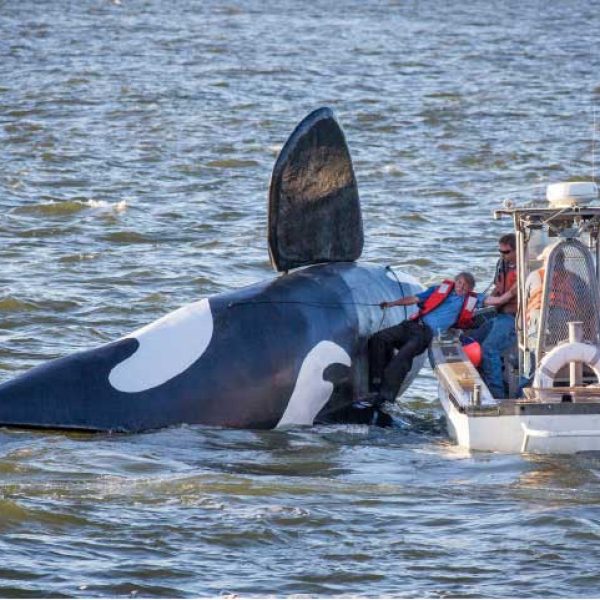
[472, 233, 518, 398]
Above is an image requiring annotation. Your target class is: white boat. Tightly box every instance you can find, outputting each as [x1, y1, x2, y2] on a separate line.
[431, 181, 600, 454]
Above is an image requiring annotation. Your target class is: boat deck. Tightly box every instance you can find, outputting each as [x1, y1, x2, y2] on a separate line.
[430, 337, 600, 418]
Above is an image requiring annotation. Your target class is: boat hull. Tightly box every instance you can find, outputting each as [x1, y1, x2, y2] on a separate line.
[432, 338, 600, 454]
[439, 385, 600, 454]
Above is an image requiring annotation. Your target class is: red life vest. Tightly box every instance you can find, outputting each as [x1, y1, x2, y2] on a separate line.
[410, 280, 478, 329]
[494, 260, 518, 315]
[526, 267, 578, 321]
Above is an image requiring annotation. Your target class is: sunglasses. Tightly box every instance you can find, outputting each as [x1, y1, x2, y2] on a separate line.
[499, 249, 512, 255]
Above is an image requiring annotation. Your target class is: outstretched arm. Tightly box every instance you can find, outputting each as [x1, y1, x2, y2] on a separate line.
[380, 296, 419, 309]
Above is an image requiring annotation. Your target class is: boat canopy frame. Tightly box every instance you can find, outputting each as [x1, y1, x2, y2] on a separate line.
[494, 205, 600, 382]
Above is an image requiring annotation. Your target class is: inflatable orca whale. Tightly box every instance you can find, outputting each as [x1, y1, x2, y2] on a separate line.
[0, 108, 424, 432]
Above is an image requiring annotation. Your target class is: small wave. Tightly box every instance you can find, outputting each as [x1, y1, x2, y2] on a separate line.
[58, 253, 100, 264]
[205, 45, 227, 55]
[410, 257, 435, 267]
[218, 5, 244, 15]
[12, 199, 127, 217]
[356, 112, 386, 123]
[192, 275, 218, 288]
[403, 212, 431, 222]
[0, 495, 89, 527]
[85, 199, 127, 213]
[0, 296, 79, 313]
[5, 121, 43, 135]
[424, 189, 467, 199]
[102, 231, 153, 244]
[41, 299, 81, 312]
[12, 201, 87, 216]
[16, 225, 80, 238]
[381, 164, 405, 176]
[206, 159, 259, 169]
[374, 124, 400, 134]
[0, 499, 30, 525]
[426, 91, 463, 101]
[5, 108, 50, 119]
[138, 292, 167, 304]
[0, 296, 40, 312]
[439, 200, 474, 209]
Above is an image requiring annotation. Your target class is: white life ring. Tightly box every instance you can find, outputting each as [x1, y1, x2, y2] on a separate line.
[534, 341, 600, 388]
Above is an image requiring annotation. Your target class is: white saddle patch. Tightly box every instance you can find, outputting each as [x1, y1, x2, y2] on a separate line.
[276, 341, 351, 428]
[109, 298, 214, 393]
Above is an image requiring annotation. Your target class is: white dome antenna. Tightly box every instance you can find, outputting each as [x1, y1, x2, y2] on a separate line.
[546, 181, 599, 208]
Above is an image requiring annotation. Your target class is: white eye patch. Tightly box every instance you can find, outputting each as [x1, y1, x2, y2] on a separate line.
[109, 299, 213, 393]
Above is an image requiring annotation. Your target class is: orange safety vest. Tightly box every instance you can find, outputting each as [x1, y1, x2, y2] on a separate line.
[526, 268, 578, 320]
[411, 280, 478, 329]
[494, 260, 518, 315]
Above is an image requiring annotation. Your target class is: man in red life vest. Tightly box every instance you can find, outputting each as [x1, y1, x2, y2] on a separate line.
[470, 233, 518, 398]
[368, 272, 481, 406]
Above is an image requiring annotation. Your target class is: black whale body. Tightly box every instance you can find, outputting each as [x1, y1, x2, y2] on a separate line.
[0, 263, 422, 431]
[0, 108, 424, 432]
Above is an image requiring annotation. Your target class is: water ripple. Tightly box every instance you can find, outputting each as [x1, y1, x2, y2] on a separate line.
[0, 0, 599, 596]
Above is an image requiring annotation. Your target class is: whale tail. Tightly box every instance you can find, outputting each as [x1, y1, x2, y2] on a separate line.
[268, 107, 363, 272]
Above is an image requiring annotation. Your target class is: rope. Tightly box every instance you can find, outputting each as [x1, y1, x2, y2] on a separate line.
[228, 266, 409, 334]
[227, 299, 383, 309]
[385, 265, 408, 321]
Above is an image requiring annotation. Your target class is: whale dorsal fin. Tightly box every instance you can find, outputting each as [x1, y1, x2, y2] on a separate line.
[268, 107, 363, 272]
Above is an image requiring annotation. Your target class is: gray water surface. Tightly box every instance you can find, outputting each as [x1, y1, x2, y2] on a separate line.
[1, 0, 599, 597]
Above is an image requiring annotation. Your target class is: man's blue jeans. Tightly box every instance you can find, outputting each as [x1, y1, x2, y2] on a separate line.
[470, 313, 516, 398]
